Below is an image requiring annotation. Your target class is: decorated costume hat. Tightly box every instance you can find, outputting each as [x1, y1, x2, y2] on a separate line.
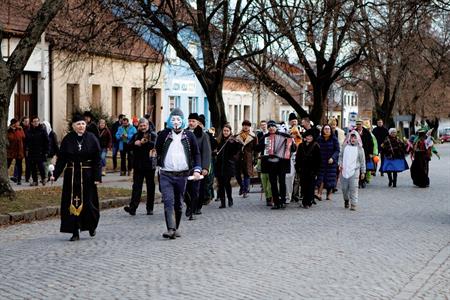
[166, 108, 187, 129]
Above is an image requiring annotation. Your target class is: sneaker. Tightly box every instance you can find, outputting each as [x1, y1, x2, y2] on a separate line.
[350, 204, 356, 211]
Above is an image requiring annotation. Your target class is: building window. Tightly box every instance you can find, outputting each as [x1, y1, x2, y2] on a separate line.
[66, 84, 80, 120]
[169, 96, 181, 111]
[131, 88, 142, 117]
[112, 87, 122, 119]
[91, 84, 101, 109]
[188, 97, 198, 114]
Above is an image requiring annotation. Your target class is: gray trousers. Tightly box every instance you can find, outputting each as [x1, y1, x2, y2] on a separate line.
[341, 173, 359, 205]
[160, 173, 188, 230]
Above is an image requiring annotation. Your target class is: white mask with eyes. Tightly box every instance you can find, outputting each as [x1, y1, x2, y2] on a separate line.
[171, 115, 182, 130]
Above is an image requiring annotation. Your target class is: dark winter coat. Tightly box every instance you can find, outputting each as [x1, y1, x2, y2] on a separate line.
[99, 127, 112, 149]
[26, 125, 49, 162]
[372, 126, 389, 152]
[234, 131, 258, 177]
[155, 128, 202, 173]
[381, 135, 406, 159]
[215, 136, 242, 178]
[316, 135, 340, 189]
[48, 131, 59, 158]
[192, 126, 212, 171]
[130, 130, 156, 170]
[7, 126, 25, 160]
[358, 127, 374, 162]
[111, 121, 121, 143]
[87, 122, 100, 140]
[295, 141, 321, 179]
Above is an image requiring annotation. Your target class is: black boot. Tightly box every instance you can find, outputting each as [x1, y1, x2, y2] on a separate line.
[70, 229, 80, 241]
[387, 172, 393, 187]
[393, 172, 397, 188]
[175, 210, 182, 229]
[219, 198, 226, 208]
[228, 198, 233, 207]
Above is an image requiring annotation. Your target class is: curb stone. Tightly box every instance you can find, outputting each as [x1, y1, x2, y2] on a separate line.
[1, 193, 162, 227]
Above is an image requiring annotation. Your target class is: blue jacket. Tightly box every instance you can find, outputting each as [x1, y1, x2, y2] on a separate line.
[115, 125, 137, 151]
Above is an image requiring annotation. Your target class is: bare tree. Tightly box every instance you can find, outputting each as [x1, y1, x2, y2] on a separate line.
[262, 0, 364, 125]
[104, 0, 266, 130]
[0, 0, 65, 198]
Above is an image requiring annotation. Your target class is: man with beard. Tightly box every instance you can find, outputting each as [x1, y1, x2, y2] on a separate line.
[184, 113, 211, 220]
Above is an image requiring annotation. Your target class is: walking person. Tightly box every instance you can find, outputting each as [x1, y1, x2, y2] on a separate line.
[315, 124, 340, 201]
[260, 120, 296, 209]
[155, 108, 202, 239]
[111, 114, 125, 172]
[372, 119, 389, 176]
[115, 117, 137, 176]
[256, 120, 272, 206]
[184, 113, 211, 220]
[380, 128, 409, 187]
[41, 121, 59, 179]
[7, 119, 25, 185]
[355, 120, 374, 188]
[50, 113, 102, 241]
[295, 129, 321, 209]
[12, 116, 30, 183]
[84, 111, 100, 140]
[215, 124, 242, 208]
[98, 119, 112, 176]
[26, 116, 49, 186]
[123, 118, 157, 216]
[410, 129, 432, 188]
[235, 120, 258, 198]
[339, 131, 366, 211]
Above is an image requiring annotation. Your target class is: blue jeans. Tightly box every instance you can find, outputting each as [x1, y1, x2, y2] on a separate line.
[101, 149, 108, 168]
[159, 173, 188, 230]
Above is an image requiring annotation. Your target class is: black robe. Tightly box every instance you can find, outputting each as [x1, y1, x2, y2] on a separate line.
[53, 131, 102, 233]
[410, 140, 431, 188]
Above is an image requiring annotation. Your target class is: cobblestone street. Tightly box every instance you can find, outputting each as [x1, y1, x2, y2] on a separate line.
[0, 145, 449, 299]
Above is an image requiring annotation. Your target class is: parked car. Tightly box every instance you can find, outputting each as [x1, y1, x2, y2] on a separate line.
[440, 127, 450, 143]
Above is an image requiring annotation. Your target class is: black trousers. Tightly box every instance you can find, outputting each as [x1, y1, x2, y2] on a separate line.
[269, 172, 286, 206]
[217, 175, 233, 201]
[185, 180, 200, 216]
[29, 159, 45, 182]
[130, 168, 156, 212]
[300, 175, 315, 207]
[8, 158, 23, 183]
[120, 147, 133, 173]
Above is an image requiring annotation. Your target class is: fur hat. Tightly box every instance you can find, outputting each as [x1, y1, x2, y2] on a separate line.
[288, 113, 297, 121]
[198, 114, 206, 126]
[71, 113, 85, 124]
[188, 113, 199, 120]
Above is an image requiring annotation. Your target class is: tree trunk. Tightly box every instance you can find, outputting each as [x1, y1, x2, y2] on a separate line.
[206, 85, 227, 133]
[0, 88, 14, 199]
[309, 83, 330, 126]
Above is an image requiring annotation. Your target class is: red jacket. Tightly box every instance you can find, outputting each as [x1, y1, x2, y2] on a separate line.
[7, 126, 25, 160]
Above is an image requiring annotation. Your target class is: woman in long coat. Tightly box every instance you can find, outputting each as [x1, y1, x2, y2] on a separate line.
[315, 124, 340, 200]
[7, 119, 25, 185]
[380, 128, 409, 187]
[51, 114, 102, 241]
[295, 129, 321, 209]
[410, 130, 432, 188]
[215, 124, 242, 208]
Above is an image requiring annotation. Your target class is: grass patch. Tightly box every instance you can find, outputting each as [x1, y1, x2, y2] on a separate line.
[0, 187, 131, 214]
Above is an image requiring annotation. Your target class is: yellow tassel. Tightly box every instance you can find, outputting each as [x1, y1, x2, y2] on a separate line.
[69, 203, 83, 216]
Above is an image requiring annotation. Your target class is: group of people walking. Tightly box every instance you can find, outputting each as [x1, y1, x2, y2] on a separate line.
[7, 109, 437, 242]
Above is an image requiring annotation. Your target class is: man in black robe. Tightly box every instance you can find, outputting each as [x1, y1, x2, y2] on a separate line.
[51, 114, 102, 241]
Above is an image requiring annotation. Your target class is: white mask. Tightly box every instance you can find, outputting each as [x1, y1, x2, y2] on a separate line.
[171, 115, 182, 130]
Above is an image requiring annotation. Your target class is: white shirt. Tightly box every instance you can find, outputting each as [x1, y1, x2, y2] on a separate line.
[162, 131, 189, 171]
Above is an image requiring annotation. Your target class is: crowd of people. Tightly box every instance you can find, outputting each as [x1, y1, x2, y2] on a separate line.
[7, 109, 438, 241]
